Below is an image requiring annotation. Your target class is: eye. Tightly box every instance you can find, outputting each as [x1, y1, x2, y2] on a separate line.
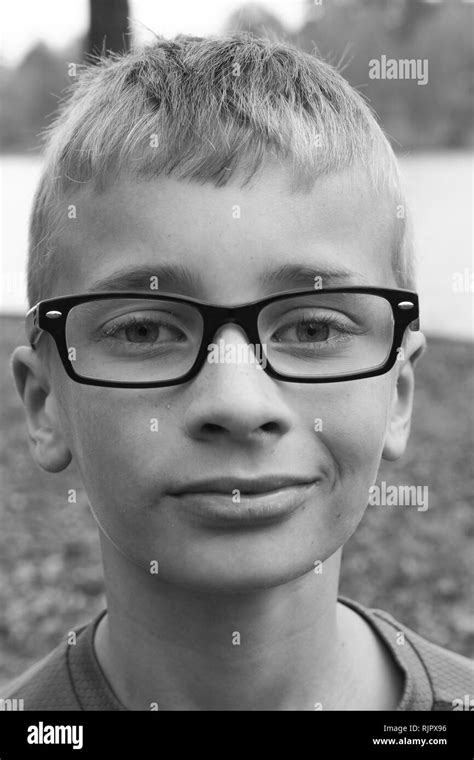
[271, 312, 356, 345]
[102, 315, 186, 344]
[292, 319, 331, 343]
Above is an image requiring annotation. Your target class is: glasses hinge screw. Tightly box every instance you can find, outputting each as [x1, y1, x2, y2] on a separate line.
[45, 310, 63, 319]
[398, 301, 414, 310]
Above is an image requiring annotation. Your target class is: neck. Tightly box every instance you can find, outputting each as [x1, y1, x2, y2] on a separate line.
[94, 539, 370, 710]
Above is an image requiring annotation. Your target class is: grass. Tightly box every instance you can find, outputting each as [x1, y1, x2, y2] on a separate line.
[0, 314, 473, 684]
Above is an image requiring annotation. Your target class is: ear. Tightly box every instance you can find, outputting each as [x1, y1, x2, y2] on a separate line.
[382, 330, 427, 462]
[10, 346, 72, 473]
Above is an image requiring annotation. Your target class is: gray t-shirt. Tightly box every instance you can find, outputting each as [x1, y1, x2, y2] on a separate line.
[0, 596, 472, 710]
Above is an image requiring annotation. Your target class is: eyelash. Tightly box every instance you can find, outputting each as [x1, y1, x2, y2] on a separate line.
[101, 316, 183, 341]
[272, 313, 360, 342]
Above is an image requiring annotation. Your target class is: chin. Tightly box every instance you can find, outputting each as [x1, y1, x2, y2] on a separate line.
[146, 555, 320, 595]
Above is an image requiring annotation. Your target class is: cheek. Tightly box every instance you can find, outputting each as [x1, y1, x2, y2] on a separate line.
[63, 391, 174, 506]
[328, 381, 390, 473]
[296, 378, 392, 534]
[62, 392, 180, 564]
[296, 373, 391, 457]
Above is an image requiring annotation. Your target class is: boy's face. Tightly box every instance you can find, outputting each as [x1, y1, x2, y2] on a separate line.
[22, 163, 423, 592]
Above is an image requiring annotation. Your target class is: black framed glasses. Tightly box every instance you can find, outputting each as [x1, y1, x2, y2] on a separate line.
[25, 287, 420, 388]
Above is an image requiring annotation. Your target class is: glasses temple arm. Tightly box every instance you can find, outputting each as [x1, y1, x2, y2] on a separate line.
[25, 305, 42, 349]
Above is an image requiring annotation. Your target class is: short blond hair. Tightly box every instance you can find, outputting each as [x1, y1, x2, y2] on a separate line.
[27, 32, 415, 316]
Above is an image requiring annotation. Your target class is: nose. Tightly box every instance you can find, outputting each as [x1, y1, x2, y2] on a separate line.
[183, 324, 292, 444]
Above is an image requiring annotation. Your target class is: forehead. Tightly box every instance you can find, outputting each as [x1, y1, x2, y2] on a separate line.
[53, 164, 397, 301]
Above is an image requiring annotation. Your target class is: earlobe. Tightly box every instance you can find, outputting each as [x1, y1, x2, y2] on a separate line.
[33, 426, 73, 473]
[10, 345, 73, 474]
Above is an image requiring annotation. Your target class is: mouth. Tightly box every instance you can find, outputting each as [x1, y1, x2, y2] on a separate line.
[168, 476, 321, 527]
[169, 475, 319, 495]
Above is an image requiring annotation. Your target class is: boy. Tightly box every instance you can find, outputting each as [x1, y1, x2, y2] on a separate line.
[2, 33, 472, 710]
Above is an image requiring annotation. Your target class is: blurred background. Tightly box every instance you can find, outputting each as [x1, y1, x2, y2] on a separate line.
[0, 0, 473, 684]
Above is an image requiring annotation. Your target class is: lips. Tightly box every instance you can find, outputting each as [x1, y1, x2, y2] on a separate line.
[169, 475, 320, 496]
[167, 477, 321, 527]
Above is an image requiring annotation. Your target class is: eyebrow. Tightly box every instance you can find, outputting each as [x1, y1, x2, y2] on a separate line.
[86, 262, 366, 297]
[87, 264, 204, 296]
[260, 263, 367, 290]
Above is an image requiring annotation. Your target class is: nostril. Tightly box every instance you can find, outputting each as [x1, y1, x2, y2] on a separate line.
[202, 423, 225, 434]
[261, 422, 279, 434]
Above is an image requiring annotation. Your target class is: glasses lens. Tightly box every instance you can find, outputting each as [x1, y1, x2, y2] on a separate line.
[65, 298, 203, 382]
[258, 292, 394, 378]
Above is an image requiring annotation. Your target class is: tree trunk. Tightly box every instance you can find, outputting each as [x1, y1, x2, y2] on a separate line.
[86, 0, 130, 59]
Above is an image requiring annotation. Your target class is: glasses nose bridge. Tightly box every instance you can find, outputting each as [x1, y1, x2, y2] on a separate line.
[206, 304, 260, 344]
